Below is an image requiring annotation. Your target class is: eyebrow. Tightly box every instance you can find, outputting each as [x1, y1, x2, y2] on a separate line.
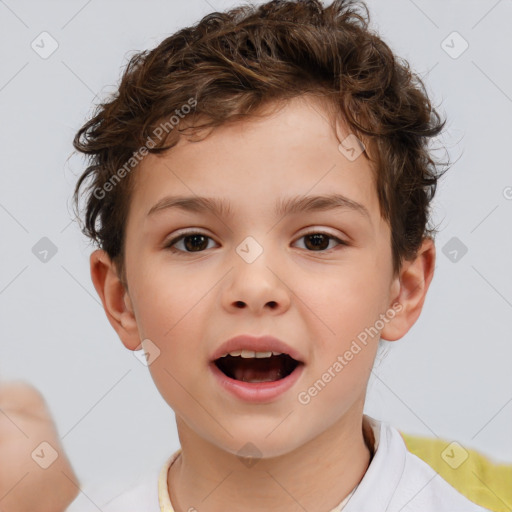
[147, 193, 371, 221]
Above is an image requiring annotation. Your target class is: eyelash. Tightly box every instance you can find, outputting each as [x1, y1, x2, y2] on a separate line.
[164, 230, 348, 255]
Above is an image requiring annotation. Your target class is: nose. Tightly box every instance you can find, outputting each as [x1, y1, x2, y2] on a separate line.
[220, 248, 291, 315]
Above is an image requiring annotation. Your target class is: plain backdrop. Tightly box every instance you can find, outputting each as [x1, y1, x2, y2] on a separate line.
[1, 0, 511, 508]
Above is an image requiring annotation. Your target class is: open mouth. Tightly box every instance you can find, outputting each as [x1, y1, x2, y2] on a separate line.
[214, 354, 301, 383]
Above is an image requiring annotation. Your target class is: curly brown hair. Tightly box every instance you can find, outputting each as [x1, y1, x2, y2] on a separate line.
[72, 0, 448, 287]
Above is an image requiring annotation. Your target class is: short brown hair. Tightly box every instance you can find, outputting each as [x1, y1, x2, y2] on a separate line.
[72, 0, 448, 286]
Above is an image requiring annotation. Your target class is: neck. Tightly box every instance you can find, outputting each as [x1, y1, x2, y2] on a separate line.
[168, 408, 374, 512]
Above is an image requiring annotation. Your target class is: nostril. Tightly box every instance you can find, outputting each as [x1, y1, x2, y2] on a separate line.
[232, 301, 278, 309]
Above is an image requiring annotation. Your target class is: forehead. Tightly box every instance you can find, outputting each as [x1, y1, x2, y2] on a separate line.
[128, 95, 381, 229]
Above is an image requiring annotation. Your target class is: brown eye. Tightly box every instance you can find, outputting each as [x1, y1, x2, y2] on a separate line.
[294, 232, 346, 252]
[165, 232, 216, 253]
[182, 234, 209, 251]
[304, 233, 330, 251]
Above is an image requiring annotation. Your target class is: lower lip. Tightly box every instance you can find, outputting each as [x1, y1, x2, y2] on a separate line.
[209, 360, 305, 403]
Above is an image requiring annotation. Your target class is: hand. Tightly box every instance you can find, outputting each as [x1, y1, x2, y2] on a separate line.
[0, 381, 79, 512]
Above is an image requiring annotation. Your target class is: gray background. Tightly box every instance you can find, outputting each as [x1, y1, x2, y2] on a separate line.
[1, 0, 511, 508]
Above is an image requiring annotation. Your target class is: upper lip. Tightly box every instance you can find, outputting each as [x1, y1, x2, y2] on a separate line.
[210, 335, 305, 363]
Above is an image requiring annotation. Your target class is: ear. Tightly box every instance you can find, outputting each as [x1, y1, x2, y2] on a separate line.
[380, 237, 436, 342]
[89, 249, 141, 351]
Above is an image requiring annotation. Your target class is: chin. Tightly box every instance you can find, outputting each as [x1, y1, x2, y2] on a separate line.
[209, 429, 305, 462]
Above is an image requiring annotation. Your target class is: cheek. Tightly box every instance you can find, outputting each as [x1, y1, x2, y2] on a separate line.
[297, 264, 384, 344]
[131, 263, 207, 337]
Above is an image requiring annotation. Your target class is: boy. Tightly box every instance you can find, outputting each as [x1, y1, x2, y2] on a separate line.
[72, 0, 493, 510]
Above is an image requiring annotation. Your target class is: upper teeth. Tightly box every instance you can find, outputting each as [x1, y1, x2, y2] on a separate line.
[220, 350, 282, 358]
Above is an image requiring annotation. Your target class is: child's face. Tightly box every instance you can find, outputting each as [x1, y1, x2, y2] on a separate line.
[93, 95, 421, 458]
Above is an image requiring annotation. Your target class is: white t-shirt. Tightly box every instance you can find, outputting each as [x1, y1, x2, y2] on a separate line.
[88, 415, 492, 512]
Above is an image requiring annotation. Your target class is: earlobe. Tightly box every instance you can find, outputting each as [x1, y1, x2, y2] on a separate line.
[89, 249, 141, 350]
[380, 238, 436, 342]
